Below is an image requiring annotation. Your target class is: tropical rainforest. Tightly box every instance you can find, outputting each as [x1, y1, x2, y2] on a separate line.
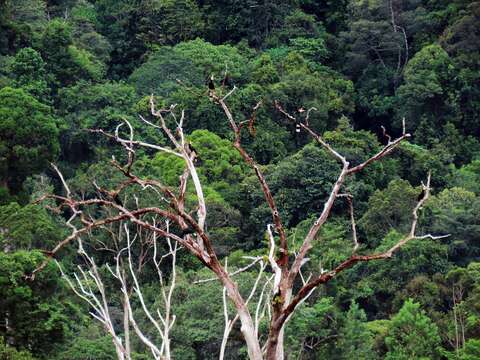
[0, 0, 480, 359]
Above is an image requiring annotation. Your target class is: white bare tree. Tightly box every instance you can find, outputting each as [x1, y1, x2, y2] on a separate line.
[56, 219, 178, 360]
[31, 84, 448, 359]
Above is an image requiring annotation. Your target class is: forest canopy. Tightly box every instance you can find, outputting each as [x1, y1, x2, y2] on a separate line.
[0, 0, 479, 359]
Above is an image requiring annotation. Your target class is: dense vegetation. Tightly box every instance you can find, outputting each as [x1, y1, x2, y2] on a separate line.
[1, 0, 479, 359]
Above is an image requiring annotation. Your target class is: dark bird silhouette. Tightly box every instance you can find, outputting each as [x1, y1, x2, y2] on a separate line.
[417, 189, 425, 202]
[97, 186, 124, 207]
[41, 250, 55, 257]
[112, 193, 124, 207]
[208, 74, 215, 90]
[179, 227, 195, 237]
[222, 73, 232, 88]
[186, 142, 197, 157]
[186, 142, 201, 164]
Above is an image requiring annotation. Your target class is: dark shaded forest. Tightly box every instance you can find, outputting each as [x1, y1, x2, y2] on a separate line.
[0, 0, 479, 359]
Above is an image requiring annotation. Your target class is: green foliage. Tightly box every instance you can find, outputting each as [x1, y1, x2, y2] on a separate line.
[200, 0, 295, 46]
[285, 297, 340, 357]
[189, 130, 247, 186]
[425, 187, 480, 264]
[451, 159, 480, 194]
[10, 47, 50, 102]
[344, 230, 450, 319]
[385, 299, 442, 360]
[58, 80, 144, 163]
[130, 39, 247, 96]
[137, 0, 204, 47]
[337, 301, 376, 359]
[0, 87, 59, 191]
[0, 202, 65, 251]
[455, 339, 480, 360]
[0, 337, 36, 360]
[52, 325, 117, 360]
[359, 179, 418, 244]
[70, 2, 112, 64]
[397, 44, 456, 133]
[2, 1, 480, 358]
[251, 54, 280, 85]
[0, 251, 77, 355]
[270, 64, 355, 132]
[40, 19, 104, 87]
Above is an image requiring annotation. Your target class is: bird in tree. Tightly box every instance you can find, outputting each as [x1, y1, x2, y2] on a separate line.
[417, 188, 425, 202]
[222, 72, 232, 88]
[207, 74, 215, 91]
[185, 142, 201, 164]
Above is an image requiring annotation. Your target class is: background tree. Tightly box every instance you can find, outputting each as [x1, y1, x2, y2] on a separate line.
[385, 299, 442, 360]
[0, 87, 59, 192]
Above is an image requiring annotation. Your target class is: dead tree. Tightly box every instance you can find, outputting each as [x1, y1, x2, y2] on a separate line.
[31, 86, 448, 360]
[56, 219, 178, 360]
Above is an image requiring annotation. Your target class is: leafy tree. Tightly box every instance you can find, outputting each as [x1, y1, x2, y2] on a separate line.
[450, 159, 480, 194]
[57, 81, 143, 163]
[94, 0, 147, 77]
[454, 339, 480, 360]
[130, 39, 247, 96]
[0, 202, 65, 251]
[40, 19, 105, 88]
[285, 297, 340, 358]
[0, 337, 36, 360]
[425, 187, 480, 265]
[397, 44, 456, 135]
[393, 275, 449, 323]
[69, 1, 112, 64]
[128, 47, 202, 96]
[251, 54, 280, 85]
[385, 299, 442, 360]
[200, 0, 295, 46]
[0, 251, 76, 355]
[52, 325, 117, 360]
[0, 87, 60, 191]
[299, 0, 349, 33]
[137, 0, 204, 47]
[337, 301, 376, 359]
[344, 231, 450, 318]
[359, 179, 418, 244]
[445, 263, 480, 346]
[270, 60, 355, 133]
[265, 9, 327, 60]
[10, 47, 51, 102]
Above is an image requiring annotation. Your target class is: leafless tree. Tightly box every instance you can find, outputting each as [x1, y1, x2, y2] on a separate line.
[31, 85, 447, 359]
[56, 219, 178, 360]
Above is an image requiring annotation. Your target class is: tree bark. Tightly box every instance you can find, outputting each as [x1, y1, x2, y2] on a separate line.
[215, 263, 263, 360]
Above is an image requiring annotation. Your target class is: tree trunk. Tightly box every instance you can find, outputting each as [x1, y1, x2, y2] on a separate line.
[123, 295, 131, 360]
[265, 288, 292, 360]
[216, 264, 263, 360]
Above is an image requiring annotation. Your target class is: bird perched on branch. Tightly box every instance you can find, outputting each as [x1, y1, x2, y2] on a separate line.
[185, 142, 201, 165]
[179, 227, 196, 238]
[96, 186, 124, 207]
[417, 188, 425, 202]
[222, 73, 232, 88]
[185, 142, 197, 158]
[207, 74, 215, 91]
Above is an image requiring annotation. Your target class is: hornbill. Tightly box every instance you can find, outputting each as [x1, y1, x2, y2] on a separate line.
[207, 74, 215, 91]
[185, 142, 197, 158]
[185, 142, 201, 164]
[417, 188, 426, 202]
[222, 73, 232, 88]
[179, 227, 196, 238]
